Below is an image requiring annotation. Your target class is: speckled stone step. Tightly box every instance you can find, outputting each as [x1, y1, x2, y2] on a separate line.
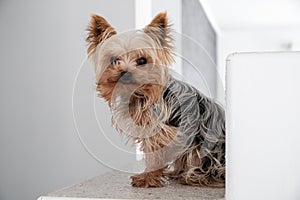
[38, 170, 225, 200]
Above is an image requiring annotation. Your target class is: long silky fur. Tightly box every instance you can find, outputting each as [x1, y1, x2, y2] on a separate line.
[163, 77, 226, 187]
[111, 76, 225, 187]
[88, 12, 225, 188]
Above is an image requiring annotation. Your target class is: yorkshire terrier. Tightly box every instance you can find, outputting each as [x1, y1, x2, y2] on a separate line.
[86, 12, 225, 188]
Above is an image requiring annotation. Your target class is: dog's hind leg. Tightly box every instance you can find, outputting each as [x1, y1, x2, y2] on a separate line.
[171, 147, 225, 188]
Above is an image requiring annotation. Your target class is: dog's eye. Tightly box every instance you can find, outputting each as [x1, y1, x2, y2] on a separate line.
[136, 57, 147, 66]
[110, 56, 119, 65]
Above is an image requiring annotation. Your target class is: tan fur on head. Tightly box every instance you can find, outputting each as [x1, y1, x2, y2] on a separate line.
[86, 14, 117, 55]
[144, 11, 173, 50]
[87, 12, 174, 105]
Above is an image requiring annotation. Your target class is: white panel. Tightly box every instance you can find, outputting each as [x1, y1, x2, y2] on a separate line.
[217, 29, 300, 91]
[135, 0, 152, 29]
[226, 52, 300, 200]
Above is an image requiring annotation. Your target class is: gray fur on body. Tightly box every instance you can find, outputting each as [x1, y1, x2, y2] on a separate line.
[162, 76, 226, 185]
[111, 76, 226, 186]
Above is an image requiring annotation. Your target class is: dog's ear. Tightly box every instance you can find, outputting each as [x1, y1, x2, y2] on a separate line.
[144, 11, 172, 48]
[86, 14, 117, 55]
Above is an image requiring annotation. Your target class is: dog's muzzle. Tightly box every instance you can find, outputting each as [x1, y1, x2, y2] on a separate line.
[120, 71, 132, 84]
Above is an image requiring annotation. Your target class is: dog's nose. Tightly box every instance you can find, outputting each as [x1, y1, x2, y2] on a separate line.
[120, 71, 132, 83]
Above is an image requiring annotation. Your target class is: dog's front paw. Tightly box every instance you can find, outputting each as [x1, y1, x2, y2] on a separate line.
[130, 171, 165, 188]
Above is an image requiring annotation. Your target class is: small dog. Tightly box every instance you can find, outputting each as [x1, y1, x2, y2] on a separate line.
[86, 12, 225, 188]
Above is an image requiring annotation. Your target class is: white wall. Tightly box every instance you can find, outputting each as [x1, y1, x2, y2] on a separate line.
[151, 0, 221, 102]
[0, 1, 135, 200]
[218, 28, 300, 86]
[181, 0, 219, 101]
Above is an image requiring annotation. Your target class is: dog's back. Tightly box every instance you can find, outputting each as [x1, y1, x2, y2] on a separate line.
[163, 76, 226, 187]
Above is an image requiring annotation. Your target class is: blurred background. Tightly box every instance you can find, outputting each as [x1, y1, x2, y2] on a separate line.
[0, 0, 299, 200]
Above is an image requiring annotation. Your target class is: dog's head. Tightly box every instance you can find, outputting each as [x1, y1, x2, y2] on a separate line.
[86, 12, 174, 106]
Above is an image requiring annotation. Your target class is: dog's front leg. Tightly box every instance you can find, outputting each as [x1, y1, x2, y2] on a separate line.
[131, 147, 167, 188]
[130, 124, 178, 187]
